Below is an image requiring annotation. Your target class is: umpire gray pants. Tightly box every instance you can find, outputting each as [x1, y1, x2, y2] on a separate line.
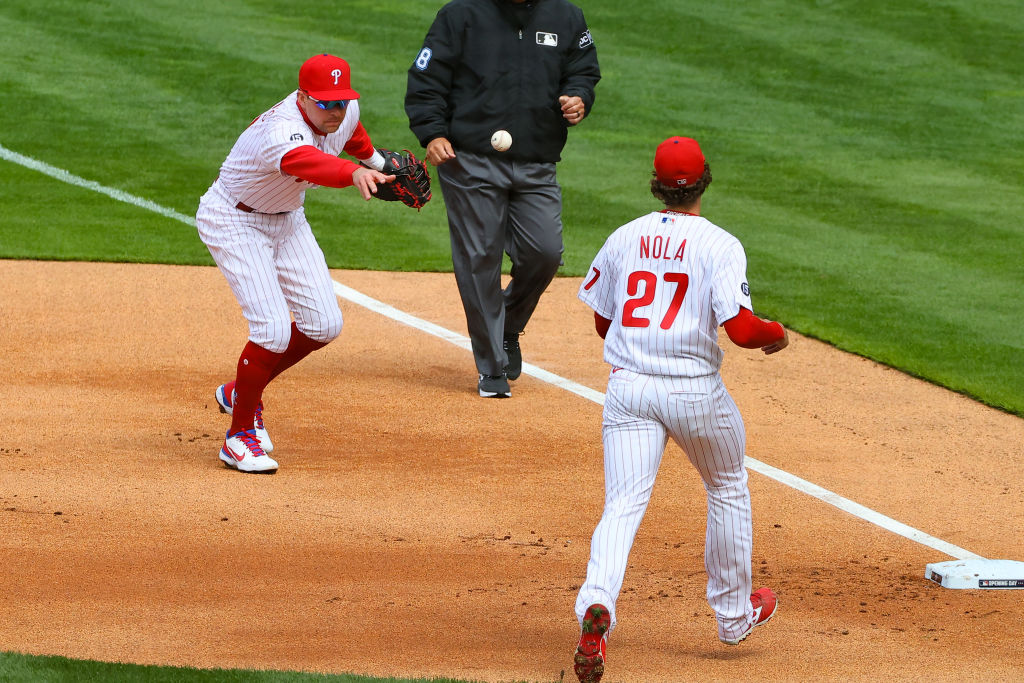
[437, 151, 563, 377]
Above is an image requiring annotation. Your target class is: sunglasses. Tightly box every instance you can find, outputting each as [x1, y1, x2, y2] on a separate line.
[306, 93, 349, 110]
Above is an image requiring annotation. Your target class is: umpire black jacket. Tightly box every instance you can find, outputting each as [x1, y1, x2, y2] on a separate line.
[405, 0, 601, 163]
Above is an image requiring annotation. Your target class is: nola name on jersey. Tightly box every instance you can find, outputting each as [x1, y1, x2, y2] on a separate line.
[638, 232, 686, 262]
[625, 211, 743, 274]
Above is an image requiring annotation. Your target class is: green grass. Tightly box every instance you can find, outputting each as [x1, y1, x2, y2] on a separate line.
[0, 652, 487, 683]
[2, 0, 1015, 416]
[0, 0, 1022, 677]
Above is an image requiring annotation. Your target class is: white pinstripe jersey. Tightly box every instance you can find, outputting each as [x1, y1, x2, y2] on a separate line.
[213, 91, 362, 213]
[579, 210, 752, 377]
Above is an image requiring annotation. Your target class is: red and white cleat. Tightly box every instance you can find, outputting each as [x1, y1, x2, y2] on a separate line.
[721, 587, 778, 645]
[574, 603, 611, 683]
[219, 429, 278, 474]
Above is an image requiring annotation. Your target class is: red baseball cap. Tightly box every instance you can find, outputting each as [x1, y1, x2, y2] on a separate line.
[298, 54, 360, 100]
[654, 136, 705, 186]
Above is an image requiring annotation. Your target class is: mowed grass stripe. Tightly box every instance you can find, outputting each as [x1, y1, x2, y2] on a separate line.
[1, 0, 1021, 420]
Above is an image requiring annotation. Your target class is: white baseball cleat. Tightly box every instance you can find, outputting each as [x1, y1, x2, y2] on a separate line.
[216, 381, 274, 453]
[219, 429, 278, 474]
[215, 382, 234, 415]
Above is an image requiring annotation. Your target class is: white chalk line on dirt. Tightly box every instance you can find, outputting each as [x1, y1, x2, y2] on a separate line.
[3, 142, 981, 562]
[333, 281, 981, 562]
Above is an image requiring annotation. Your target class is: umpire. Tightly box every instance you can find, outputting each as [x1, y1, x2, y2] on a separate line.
[406, 0, 601, 398]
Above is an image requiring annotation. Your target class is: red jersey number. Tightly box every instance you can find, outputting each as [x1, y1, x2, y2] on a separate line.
[621, 271, 690, 330]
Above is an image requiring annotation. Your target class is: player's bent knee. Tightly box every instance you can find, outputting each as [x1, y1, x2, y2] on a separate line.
[249, 318, 293, 354]
[307, 326, 342, 345]
[303, 308, 344, 344]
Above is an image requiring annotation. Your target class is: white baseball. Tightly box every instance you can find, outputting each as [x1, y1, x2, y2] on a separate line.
[491, 130, 512, 152]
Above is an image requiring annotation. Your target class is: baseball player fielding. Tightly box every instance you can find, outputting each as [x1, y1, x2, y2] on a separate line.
[194, 54, 398, 474]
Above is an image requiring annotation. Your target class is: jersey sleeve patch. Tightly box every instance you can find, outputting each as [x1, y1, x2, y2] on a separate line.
[414, 47, 433, 71]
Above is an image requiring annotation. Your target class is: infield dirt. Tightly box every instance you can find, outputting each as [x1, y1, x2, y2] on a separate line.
[2, 260, 1023, 681]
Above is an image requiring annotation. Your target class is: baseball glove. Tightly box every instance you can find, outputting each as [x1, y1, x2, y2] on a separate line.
[373, 148, 431, 209]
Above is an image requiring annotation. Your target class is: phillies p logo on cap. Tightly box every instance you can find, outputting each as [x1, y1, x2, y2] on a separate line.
[299, 54, 361, 101]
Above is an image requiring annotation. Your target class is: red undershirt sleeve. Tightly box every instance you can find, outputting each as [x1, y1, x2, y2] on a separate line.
[280, 145, 361, 188]
[594, 309, 783, 346]
[723, 307, 785, 348]
[343, 122, 375, 160]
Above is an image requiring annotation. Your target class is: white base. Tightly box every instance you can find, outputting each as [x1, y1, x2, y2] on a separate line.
[925, 559, 1024, 589]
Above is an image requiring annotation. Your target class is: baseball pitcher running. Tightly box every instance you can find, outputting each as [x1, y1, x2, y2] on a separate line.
[195, 54, 416, 474]
[571, 136, 787, 682]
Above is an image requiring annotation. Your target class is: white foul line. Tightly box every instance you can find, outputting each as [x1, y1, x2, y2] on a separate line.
[333, 281, 981, 561]
[333, 281, 609, 407]
[3, 142, 981, 561]
[0, 143, 197, 226]
[744, 460, 981, 560]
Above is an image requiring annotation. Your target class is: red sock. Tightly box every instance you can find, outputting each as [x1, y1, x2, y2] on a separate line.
[267, 323, 328, 383]
[229, 341, 283, 436]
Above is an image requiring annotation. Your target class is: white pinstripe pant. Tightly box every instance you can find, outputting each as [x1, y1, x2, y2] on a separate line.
[575, 369, 756, 642]
[196, 188, 343, 353]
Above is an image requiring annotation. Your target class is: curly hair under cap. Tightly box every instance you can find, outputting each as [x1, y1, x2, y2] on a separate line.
[650, 163, 712, 206]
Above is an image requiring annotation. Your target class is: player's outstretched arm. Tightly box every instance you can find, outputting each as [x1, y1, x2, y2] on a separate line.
[352, 167, 395, 201]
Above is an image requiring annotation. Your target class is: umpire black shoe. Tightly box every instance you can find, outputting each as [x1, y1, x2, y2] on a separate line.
[503, 332, 522, 380]
[478, 373, 511, 398]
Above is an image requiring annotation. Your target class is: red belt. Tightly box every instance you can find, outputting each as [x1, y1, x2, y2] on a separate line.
[236, 202, 289, 215]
